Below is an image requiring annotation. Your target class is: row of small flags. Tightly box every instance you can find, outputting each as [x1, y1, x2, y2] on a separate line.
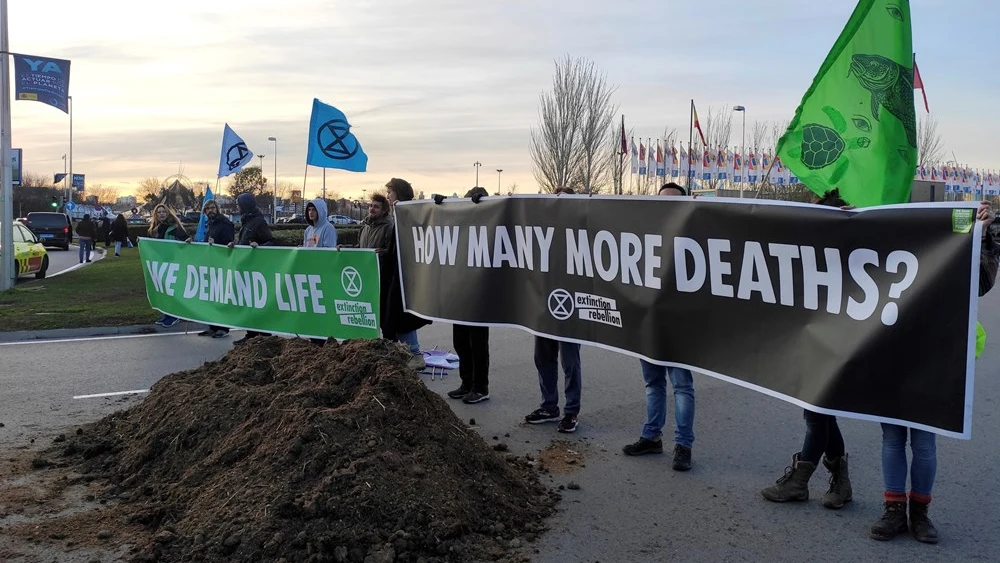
[628, 140, 799, 186]
[917, 164, 1000, 196]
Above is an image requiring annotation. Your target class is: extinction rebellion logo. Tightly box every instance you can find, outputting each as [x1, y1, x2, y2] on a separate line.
[547, 289, 623, 328]
[334, 266, 377, 329]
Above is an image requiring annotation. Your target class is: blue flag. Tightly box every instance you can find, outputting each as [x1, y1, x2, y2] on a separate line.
[12, 54, 71, 113]
[218, 124, 254, 178]
[306, 98, 368, 172]
[195, 186, 214, 242]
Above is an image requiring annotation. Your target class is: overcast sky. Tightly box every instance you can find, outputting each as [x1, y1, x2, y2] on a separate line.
[9, 0, 998, 200]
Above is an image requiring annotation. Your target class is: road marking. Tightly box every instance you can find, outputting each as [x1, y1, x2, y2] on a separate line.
[73, 389, 149, 400]
[0, 332, 194, 347]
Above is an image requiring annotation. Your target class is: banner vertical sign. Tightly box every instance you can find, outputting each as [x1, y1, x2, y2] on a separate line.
[11, 148, 21, 186]
[139, 240, 381, 340]
[72, 174, 85, 191]
[12, 54, 71, 113]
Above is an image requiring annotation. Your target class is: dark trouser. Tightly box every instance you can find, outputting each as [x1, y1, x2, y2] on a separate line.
[533, 337, 582, 416]
[454, 325, 489, 393]
[800, 410, 845, 465]
[245, 330, 266, 339]
[209, 325, 229, 334]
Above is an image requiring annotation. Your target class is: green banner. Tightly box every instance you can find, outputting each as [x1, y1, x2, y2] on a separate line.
[138, 239, 380, 340]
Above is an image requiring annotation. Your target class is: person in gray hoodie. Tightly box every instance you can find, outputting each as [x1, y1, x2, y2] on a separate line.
[303, 198, 337, 248]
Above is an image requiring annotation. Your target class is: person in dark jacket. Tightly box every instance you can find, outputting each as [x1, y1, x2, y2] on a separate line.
[187, 199, 235, 338]
[229, 193, 275, 344]
[74, 214, 97, 263]
[110, 214, 129, 256]
[98, 214, 112, 248]
[148, 204, 187, 327]
[381, 179, 433, 370]
[233, 193, 276, 248]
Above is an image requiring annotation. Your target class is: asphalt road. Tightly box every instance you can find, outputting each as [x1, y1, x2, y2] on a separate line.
[17, 243, 106, 284]
[2, 296, 1000, 562]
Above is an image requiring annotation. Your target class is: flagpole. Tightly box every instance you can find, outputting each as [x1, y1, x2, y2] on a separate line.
[0, 0, 14, 290]
[687, 100, 694, 193]
[301, 164, 309, 205]
[618, 114, 625, 195]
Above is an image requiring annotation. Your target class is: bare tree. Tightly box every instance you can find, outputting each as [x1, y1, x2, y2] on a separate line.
[701, 106, 734, 190]
[136, 177, 161, 210]
[576, 62, 617, 193]
[275, 180, 297, 201]
[17, 172, 50, 188]
[530, 55, 619, 193]
[86, 184, 119, 205]
[703, 106, 734, 151]
[749, 121, 769, 154]
[917, 114, 945, 168]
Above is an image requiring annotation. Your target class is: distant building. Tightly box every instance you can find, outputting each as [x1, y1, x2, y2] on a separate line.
[116, 195, 137, 207]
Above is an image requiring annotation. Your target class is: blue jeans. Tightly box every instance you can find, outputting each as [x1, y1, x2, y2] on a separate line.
[639, 360, 695, 448]
[534, 337, 581, 416]
[78, 238, 93, 262]
[881, 423, 936, 497]
[395, 330, 420, 354]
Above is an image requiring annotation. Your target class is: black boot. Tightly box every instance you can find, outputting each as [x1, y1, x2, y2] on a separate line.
[870, 500, 908, 541]
[821, 454, 853, 509]
[909, 498, 940, 544]
[761, 453, 816, 502]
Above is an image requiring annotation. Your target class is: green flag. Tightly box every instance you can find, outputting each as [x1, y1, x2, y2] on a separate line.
[139, 239, 381, 340]
[775, 0, 916, 208]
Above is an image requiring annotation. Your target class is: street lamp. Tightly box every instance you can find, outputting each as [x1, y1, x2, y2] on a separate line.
[267, 136, 277, 222]
[733, 105, 746, 198]
[496, 169, 503, 195]
[474, 161, 482, 186]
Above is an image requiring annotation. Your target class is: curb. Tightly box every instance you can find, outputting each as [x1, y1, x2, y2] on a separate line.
[0, 320, 227, 344]
[47, 244, 107, 279]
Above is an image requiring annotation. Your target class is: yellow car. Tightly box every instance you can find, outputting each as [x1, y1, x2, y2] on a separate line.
[0, 221, 49, 279]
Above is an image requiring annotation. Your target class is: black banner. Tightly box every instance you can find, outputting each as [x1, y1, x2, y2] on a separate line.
[394, 196, 982, 438]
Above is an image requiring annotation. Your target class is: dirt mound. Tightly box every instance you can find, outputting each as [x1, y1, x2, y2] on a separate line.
[45, 337, 558, 562]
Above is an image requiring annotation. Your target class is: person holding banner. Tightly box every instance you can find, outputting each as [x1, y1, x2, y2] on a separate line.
[148, 205, 188, 328]
[525, 187, 583, 434]
[382, 179, 431, 371]
[621, 183, 695, 471]
[230, 193, 276, 344]
[303, 198, 338, 345]
[761, 189, 854, 506]
[445, 188, 492, 404]
[188, 199, 235, 338]
[870, 201, 997, 544]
